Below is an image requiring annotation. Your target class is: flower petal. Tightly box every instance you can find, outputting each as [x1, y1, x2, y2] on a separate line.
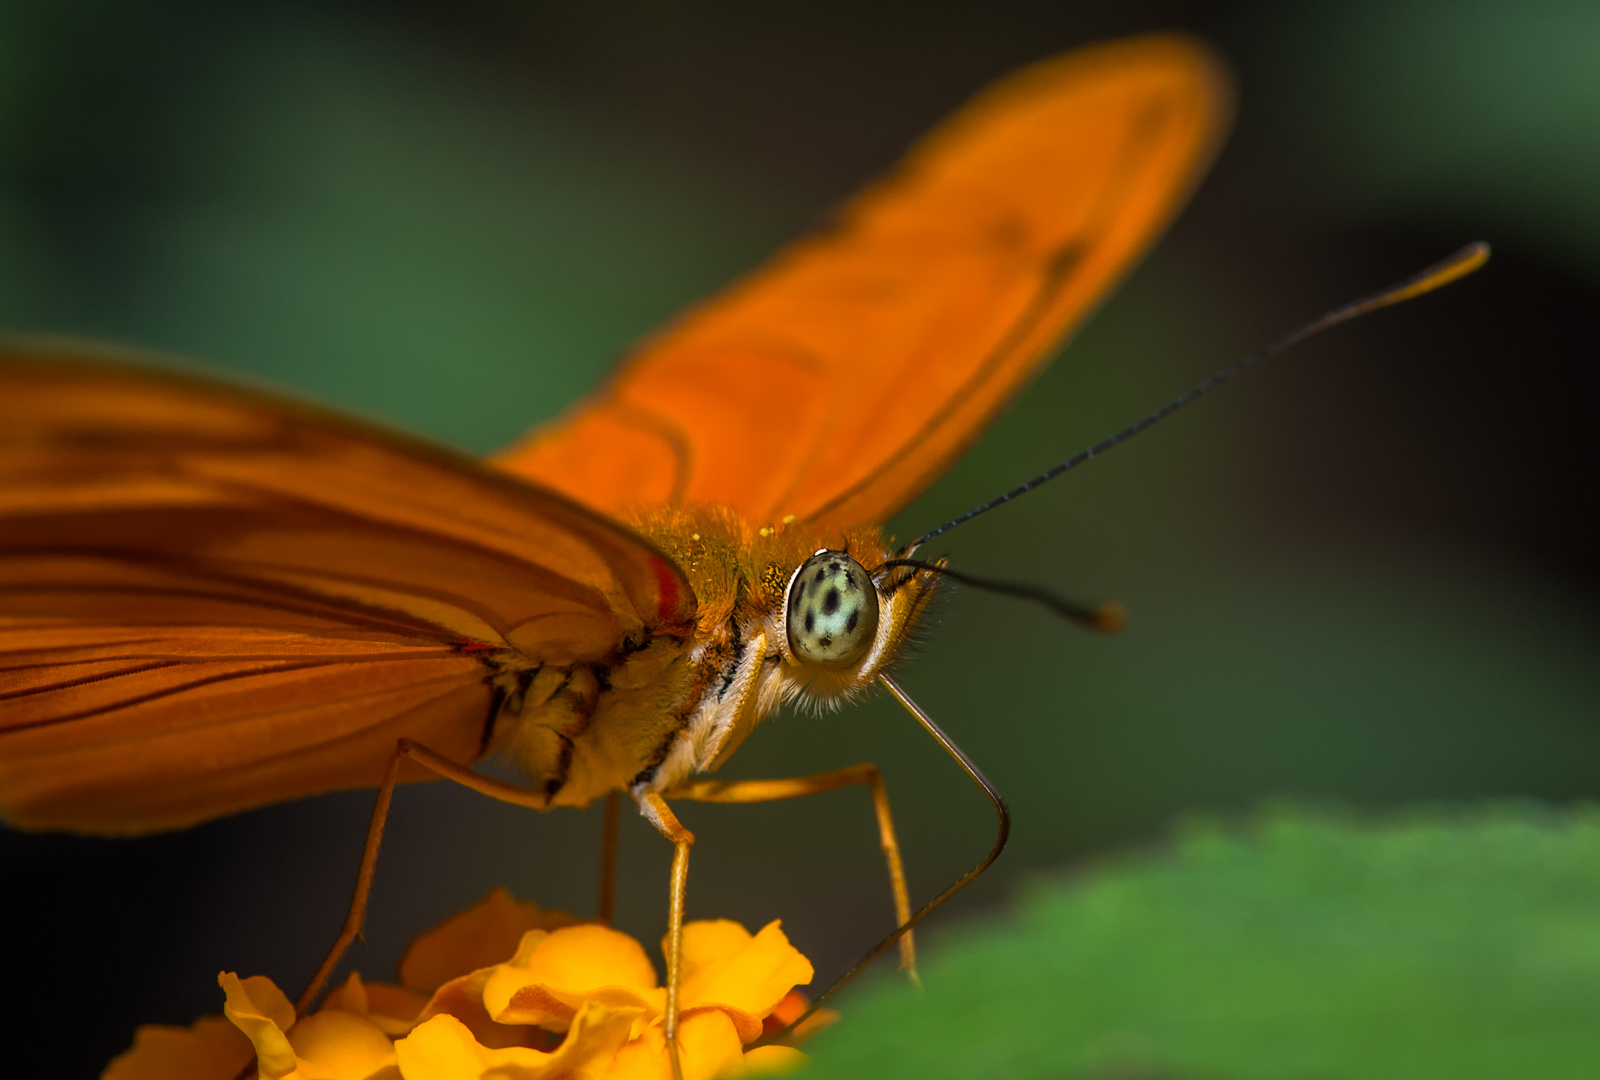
[519, 925, 660, 992]
[606, 1010, 745, 1080]
[527, 1000, 643, 1079]
[399, 888, 584, 993]
[395, 1001, 638, 1080]
[677, 921, 755, 985]
[720, 1045, 808, 1078]
[323, 971, 371, 1016]
[103, 1016, 253, 1080]
[322, 973, 429, 1037]
[360, 985, 430, 1033]
[414, 968, 551, 1051]
[287, 1010, 397, 1079]
[220, 973, 299, 1080]
[676, 921, 813, 1038]
[394, 1014, 517, 1079]
[483, 926, 662, 1030]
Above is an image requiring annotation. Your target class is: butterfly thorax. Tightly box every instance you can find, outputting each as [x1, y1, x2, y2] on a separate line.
[489, 504, 939, 812]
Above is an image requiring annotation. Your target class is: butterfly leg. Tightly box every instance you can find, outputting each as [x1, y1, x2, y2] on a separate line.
[639, 791, 693, 1080]
[665, 764, 918, 983]
[294, 747, 402, 1015]
[296, 737, 551, 1015]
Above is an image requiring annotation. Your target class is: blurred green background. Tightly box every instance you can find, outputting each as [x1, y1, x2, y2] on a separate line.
[2, 2, 1598, 1074]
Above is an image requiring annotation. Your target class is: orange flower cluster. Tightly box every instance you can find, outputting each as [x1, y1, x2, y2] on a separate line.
[104, 889, 829, 1080]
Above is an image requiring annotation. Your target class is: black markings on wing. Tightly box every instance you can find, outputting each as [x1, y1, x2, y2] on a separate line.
[0, 659, 184, 710]
[0, 656, 457, 734]
[0, 476, 619, 748]
[1, 573, 453, 642]
[5, 490, 621, 653]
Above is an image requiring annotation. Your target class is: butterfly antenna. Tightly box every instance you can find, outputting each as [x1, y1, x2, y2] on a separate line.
[908, 241, 1490, 551]
[875, 557, 1125, 632]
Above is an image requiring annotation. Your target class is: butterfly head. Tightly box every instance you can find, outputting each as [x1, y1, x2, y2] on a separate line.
[621, 506, 940, 711]
[770, 541, 941, 709]
[784, 550, 880, 667]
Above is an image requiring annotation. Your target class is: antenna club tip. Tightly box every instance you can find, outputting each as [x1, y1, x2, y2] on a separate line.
[1457, 240, 1492, 274]
[1386, 241, 1492, 305]
[1092, 602, 1127, 634]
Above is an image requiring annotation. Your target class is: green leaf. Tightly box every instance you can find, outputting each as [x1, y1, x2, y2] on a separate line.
[805, 805, 1600, 1079]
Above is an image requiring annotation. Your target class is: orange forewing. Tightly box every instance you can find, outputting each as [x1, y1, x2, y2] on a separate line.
[0, 352, 692, 832]
[496, 36, 1230, 529]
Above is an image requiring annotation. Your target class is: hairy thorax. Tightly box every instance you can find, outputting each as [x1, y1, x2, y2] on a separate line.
[483, 505, 939, 812]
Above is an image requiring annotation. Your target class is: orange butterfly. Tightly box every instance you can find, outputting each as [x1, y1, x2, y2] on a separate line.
[0, 35, 1232, 1060]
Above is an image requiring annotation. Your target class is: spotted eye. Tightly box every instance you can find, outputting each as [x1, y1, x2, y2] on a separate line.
[786, 550, 880, 667]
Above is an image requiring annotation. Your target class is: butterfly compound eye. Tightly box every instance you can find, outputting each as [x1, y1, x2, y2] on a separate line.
[786, 550, 880, 667]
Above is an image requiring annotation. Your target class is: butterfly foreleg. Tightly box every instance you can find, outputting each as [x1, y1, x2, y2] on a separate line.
[296, 737, 550, 1015]
[639, 790, 693, 1080]
[665, 764, 918, 983]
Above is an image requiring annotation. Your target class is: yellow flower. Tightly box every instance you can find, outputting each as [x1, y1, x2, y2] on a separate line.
[399, 887, 586, 997]
[220, 973, 397, 1080]
[396, 1002, 640, 1080]
[103, 889, 822, 1080]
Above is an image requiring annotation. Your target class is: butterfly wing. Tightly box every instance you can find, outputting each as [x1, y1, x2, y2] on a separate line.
[0, 349, 693, 833]
[495, 35, 1231, 529]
